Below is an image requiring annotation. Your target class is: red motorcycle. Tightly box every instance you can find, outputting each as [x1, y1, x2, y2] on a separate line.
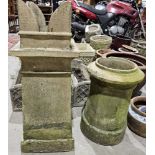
[69, 0, 140, 41]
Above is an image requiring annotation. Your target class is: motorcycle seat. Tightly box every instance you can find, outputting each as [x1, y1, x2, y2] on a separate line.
[78, 2, 107, 15]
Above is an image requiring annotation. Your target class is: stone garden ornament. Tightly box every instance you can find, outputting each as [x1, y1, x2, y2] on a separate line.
[10, 0, 80, 153]
[81, 57, 144, 145]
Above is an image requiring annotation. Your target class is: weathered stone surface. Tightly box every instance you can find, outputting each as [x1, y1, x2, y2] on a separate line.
[9, 48, 79, 58]
[48, 2, 72, 32]
[17, 0, 39, 31]
[71, 39, 95, 57]
[22, 73, 72, 130]
[17, 1, 72, 49]
[71, 39, 95, 65]
[90, 35, 112, 50]
[85, 24, 102, 43]
[81, 57, 144, 145]
[20, 69, 74, 152]
[9, 84, 22, 111]
[21, 57, 74, 72]
[26, 1, 47, 32]
[19, 31, 72, 49]
[24, 128, 72, 140]
[21, 139, 74, 153]
[9, 2, 89, 151]
[10, 48, 79, 72]
[10, 47, 79, 152]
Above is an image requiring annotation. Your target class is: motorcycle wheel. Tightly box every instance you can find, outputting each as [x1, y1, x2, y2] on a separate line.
[132, 27, 145, 41]
[125, 26, 145, 43]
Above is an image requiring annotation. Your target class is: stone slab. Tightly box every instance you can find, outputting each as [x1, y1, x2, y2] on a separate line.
[18, 31, 72, 49]
[22, 74, 72, 129]
[71, 39, 95, 65]
[9, 48, 80, 72]
[73, 43, 95, 57]
[21, 138, 74, 153]
[48, 2, 72, 33]
[18, 0, 39, 31]
[71, 39, 95, 57]
[26, 1, 47, 32]
[9, 48, 80, 58]
[24, 128, 72, 140]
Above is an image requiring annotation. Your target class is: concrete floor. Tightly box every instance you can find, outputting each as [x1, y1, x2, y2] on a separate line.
[8, 47, 146, 155]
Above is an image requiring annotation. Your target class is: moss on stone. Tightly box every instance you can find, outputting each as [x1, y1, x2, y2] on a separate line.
[24, 128, 72, 140]
[80, 57, 144, 145]
[21, 138, 74, 153]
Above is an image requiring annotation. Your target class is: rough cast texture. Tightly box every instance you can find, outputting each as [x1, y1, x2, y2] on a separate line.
[85, 24, 102, 43]
[17, 0, 39, 31]
[71, 39, 95, 65]
[21, 139, 74, 153]
[19, 31, 72, 49]
[48, 2, 72, 32]
[26, 1, 47, 32]
[12, 1, 77, 152]
[22, 75, 72, 129]
[81, 57, 144, 145]
[18, 1, 72, 49]
[20, 72, 74, 152]
[90, 35, 112, 50]
[10, 47, 79, 153]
